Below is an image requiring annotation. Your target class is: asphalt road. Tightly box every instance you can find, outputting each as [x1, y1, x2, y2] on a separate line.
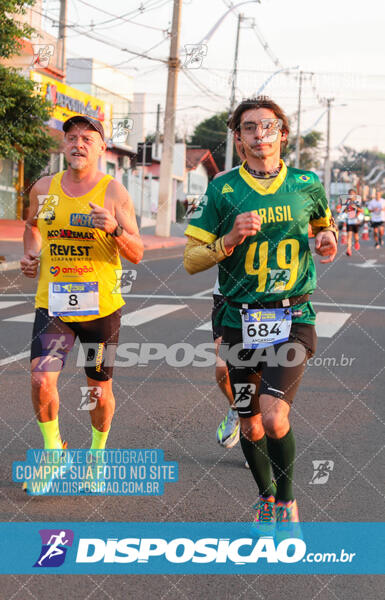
[0, 239, 384, 599]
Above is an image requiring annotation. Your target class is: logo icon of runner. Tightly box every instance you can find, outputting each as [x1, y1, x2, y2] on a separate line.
[34, 529, 74, 567]
[234, 383, 257, 409]
[37, 335, 71, 371]
[309, 460, 334, 484]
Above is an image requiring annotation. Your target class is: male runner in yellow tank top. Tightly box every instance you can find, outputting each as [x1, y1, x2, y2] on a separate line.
[21, 115, 143, 493]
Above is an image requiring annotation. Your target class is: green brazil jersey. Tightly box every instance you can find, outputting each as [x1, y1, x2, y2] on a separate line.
[185, 161, 334, 328]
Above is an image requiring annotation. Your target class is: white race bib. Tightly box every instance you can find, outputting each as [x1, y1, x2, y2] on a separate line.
[241, 307, 292, 349]
[49, 282, 99, 317]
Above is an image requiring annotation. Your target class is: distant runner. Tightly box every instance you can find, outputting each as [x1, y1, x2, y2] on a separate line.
[368, 190, 385, 248]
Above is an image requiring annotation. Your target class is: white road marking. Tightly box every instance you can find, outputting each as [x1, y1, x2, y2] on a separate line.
[0, 301, 27, 310]
[191, 288, 213, 298]
[3, 313, 35, 323]
[121, 304, 187, 326]
[315, 312, 351, 338]
[0, 351, 29, 367]
[348, 259, 385, 269]
[0, 294, 385, 311]
[196, 321, 212, 331]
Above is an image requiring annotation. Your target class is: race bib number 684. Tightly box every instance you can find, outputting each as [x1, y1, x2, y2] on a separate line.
[241, 307, 292, 349]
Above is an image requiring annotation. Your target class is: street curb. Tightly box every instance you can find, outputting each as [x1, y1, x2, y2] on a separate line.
[0, 260, 21, 272]
[0, 240, 186, 271]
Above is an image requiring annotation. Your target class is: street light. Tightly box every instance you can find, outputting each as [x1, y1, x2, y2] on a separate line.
[323, 100, 347, 199]
[338, 125, 367, 148]
[255, 65, 299, 96]
[198, 1, 261, 170]
[198, 0, 260, 45]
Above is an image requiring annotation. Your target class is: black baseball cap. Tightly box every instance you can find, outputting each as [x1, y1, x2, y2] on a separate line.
[63, 115, 105, 140]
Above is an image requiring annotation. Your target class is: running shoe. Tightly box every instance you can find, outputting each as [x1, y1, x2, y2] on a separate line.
[216, 407, 240, 448]
[375, 243, 380, 249]
[275, 499, 302, 541]
[23, 442, 72, 495]
[354, 241, 360, 251]
[250, 495, 275, 537]
[346, 248, 352, 256]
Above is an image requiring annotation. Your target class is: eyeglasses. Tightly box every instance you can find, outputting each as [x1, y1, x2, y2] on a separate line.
[239, 118, 283, 141]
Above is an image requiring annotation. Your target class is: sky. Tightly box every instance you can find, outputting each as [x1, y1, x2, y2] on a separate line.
[41, 0, 385, 160]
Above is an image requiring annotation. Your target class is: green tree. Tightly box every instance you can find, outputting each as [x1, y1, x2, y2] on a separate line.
[285, 130, 323, 170]
[0, 0, 34, 58]
[189, 112, 230, 171]
[332, 147, 385, 178]
[0, 0, 57, 186]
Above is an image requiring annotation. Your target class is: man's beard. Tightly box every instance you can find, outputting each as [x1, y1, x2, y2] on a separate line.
[248, 143, 272, 158]
[69, 156, 88, 170]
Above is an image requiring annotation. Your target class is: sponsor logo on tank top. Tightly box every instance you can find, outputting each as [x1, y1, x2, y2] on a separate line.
[70, 213, 95, 228]
[49, 244, 92, 257]
[48, 229, 95, 240]
[50, 265, 94, 277]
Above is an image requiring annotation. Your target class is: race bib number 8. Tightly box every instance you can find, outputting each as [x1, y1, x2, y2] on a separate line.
[241, 307, 292, 349]
[48, 282, 99, 316]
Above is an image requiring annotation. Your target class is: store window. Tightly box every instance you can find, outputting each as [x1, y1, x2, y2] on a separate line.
[0, 159, 17, 219]
[106, 162, 116, 177]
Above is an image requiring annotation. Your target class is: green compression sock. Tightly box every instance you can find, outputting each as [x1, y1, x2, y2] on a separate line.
[266, 428, 296, 502]
[240, 432, 276, 498]
[37, 417, 62, 449]
[90, 425, 110, 450]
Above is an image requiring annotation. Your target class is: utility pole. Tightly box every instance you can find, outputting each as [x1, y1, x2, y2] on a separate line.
[295, 70, 303, 168]
[155, 103, 161, 159]
[15, 145, 24, 220]
[140, 142, 147, 227]
[295, 70, 316, 169]
[58, 0, 67, 75]
[156, 0, 182, 238]
[324, 97, 334, 200]
[224, 13, 242, 171]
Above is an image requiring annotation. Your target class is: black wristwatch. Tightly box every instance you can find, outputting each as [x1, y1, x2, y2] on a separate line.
[112, 223, 124, 237]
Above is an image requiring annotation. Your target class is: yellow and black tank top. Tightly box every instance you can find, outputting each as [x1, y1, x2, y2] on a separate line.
[35, 171, 125, 322]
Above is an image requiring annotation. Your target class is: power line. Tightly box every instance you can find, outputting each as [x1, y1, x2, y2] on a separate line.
[31, 6, 168, 64]
[250, 22, 284, 70]
[75, 0, 170, 32]
[222, 0, 285, 70]
[182, 69, 227, 101]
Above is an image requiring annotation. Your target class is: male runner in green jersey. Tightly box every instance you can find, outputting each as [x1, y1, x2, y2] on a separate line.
[184, 97, 337, 534]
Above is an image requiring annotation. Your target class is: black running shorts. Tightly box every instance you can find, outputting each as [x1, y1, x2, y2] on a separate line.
[347, 224, 359, 233]
[30, 308, 121, 381]
[222, 322, 317, 417]
[211, 294, 225, 341]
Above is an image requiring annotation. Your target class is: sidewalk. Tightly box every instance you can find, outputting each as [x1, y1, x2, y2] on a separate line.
[0, 220, 186, 271]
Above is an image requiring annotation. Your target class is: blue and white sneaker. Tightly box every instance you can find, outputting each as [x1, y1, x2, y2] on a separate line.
[216, 407, 240, 448]
[250, 495, 276, 537]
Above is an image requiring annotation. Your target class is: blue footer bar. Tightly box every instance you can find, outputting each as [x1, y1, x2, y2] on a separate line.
[0, 522, 384, 574]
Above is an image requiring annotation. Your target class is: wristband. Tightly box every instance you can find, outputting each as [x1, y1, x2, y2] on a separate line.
[112, 224, 124, 238]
